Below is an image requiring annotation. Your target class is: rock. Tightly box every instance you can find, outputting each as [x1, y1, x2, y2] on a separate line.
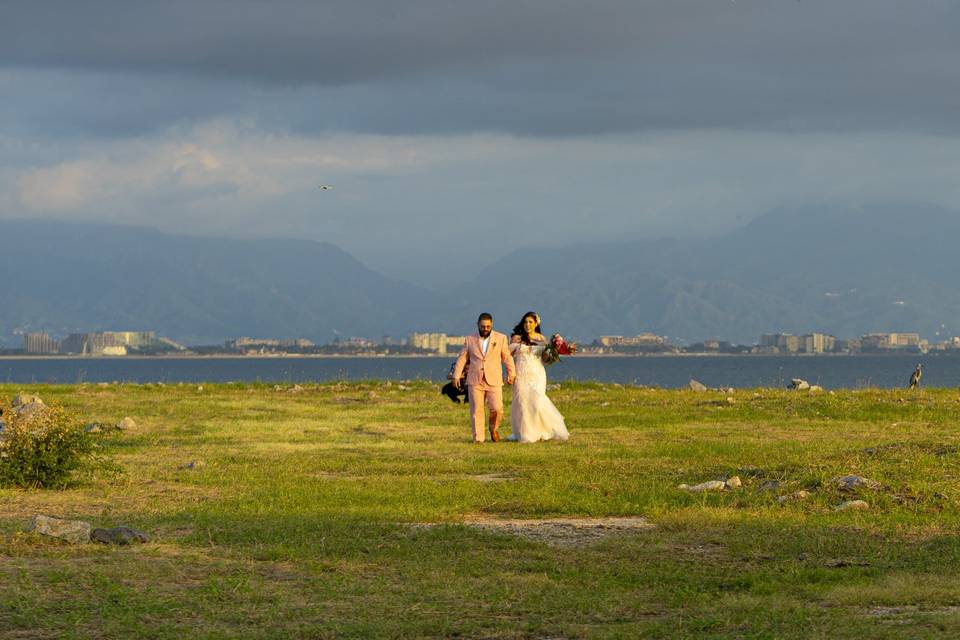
[724, 476, 742, 489]
[810, 385, 824, 392]
[759, 479, 782, 492]
[725, 397, 736, 405]
[789, 378, 810, 390]
[835, 500, 869, 511]
[397, 384, 409, 390]
[12, 393, 43, 408]
[178, 460, 205, 470]
[288, 384, 304, 393]
[367, 391, 378, 399]
[197, 385, 203, 392]
[29, 515, 91, 544]
[777, 490, 811, 504]
[84, 423, 102, 433]
[115, 417, 137, 431]
[688, 379, 708, 392]
[679, 480, 727, 492]
[547, 384, 561, 391]
[833, 475, 881, 492]
[90, 526, 150, 545]
[14, 401, 48, 419]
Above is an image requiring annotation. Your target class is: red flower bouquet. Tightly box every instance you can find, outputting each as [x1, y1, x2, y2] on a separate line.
[542, 333, 578, 366]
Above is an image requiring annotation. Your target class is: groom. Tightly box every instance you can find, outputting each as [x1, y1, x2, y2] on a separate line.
[452, 312, 516, 443]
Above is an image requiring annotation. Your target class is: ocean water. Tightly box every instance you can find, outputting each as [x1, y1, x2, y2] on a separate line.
[0, 355, 954, 389]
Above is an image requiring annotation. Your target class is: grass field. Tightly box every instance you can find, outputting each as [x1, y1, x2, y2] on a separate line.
[2, 381, 960, 639]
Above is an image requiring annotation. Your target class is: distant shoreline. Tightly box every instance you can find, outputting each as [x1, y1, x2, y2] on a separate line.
[0, 352, 950, 360]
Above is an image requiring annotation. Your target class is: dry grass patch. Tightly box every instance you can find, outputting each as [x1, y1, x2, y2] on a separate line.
[415, 515, 655, 547]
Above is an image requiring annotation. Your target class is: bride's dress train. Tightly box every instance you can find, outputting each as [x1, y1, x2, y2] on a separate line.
[508, 341, 569, 443]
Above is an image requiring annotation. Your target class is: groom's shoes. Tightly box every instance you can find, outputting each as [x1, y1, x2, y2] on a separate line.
[489, 425, 501, 442]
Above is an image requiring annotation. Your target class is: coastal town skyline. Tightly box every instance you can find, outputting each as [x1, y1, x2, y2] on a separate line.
[10, 328, 959, 358]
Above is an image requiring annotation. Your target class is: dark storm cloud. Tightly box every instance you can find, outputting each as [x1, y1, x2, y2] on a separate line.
[4, 0, 960, 136]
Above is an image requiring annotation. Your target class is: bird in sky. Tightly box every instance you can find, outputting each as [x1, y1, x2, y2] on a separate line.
[318, 185, 333, 190]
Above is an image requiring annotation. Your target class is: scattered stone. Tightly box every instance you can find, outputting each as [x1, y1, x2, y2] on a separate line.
[725, 397, 736, 405]
[115, 417, 137, 431]
[28, 515, 91, 544]
[84, 423, 102, 433]
[12, 393, 43, 408]
[679, 480, 728, 492]
[810, 385, 824, 392]
[197, 385, 203, 392]
[833, 475, 881, 492]
[547, 383, 561, 391]
[178, 460, 205, 470]
[688, 379, 708, 392]
[759, 479, 782, 492]
[90, 526, 150, 545]
[397, 384, 409, 390]
[724, 476, 742, 489]
[788, 379, 810, 390]
[288, 384, 305, 393]
[777, 490, 811, 504]
[835, 500, 870, 511]
[367, 391, 378, 399]
[14, 401, 48, 419]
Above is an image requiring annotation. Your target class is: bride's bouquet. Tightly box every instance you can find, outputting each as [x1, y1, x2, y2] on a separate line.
[542, 333, 578, 366]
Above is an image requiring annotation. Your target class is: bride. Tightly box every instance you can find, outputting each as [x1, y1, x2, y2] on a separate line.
[508, 311, 569, 443]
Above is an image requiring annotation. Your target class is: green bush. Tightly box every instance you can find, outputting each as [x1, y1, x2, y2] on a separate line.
[0, 398, 98, 489]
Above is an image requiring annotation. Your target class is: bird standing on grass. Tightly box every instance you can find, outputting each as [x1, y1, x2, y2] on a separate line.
[909, 363, 923, 389]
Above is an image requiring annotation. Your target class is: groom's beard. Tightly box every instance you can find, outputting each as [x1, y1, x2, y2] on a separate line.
[478, 329, 492, 338]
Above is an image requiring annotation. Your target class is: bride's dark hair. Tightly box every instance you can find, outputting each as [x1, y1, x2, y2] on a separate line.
[512, 311, 542, 345]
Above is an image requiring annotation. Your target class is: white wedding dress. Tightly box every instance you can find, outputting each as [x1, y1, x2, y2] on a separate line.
[508, 340, 569, 443]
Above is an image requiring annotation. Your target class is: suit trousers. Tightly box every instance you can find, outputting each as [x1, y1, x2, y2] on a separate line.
[467, 382, 503, 442]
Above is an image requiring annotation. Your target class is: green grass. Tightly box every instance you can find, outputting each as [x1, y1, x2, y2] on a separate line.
[2, 382, 960, 638]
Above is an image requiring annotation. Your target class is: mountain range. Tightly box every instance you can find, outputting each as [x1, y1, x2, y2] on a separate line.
[2, 204, 958, 346]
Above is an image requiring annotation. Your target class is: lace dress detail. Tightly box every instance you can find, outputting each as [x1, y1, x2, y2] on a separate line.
[508, 341, 569, 443]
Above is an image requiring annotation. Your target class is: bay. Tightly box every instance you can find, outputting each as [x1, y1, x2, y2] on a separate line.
[0, 354, 954, 389]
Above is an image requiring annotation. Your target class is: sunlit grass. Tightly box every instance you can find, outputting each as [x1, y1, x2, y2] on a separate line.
[2, 382, 959, 638]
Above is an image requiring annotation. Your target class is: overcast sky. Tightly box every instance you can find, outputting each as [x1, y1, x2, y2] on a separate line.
[3, 1, 960, 285]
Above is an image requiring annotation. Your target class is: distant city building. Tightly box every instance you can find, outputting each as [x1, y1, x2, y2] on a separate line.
[339, 337, 377, 348]
[226, 337, 281, 349]
[759, 332, 835, 354]
[598, 333, 667, 347]
[23, 332, 59, 354]
[225, 337, 314, 351]
[860, 332, 925, 350]
[280, 338, 314, 348]
[408, 332, 467, 355]
[803, 333, 836, 354]
[61, 331, 157, 355]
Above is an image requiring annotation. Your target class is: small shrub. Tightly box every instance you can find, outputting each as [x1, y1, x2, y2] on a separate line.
[0, 398, 99, 489]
